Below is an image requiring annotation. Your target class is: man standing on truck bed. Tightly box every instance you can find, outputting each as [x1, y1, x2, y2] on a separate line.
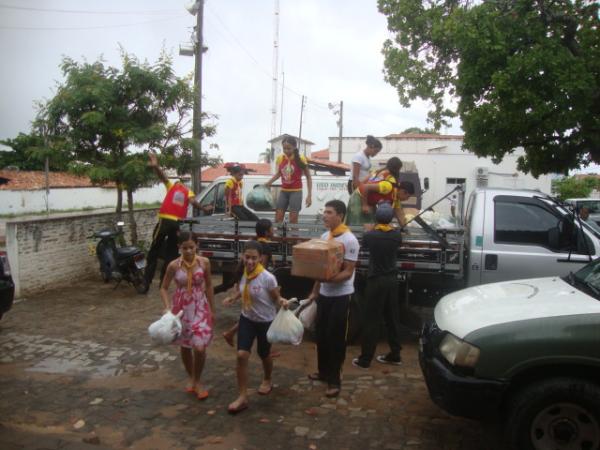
[306, 200, 359, 398]
[144, 152, 201, 292]
[352, 203, 403, 369]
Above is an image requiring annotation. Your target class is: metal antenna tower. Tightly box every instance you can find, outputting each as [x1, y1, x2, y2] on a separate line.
[270, 0, 280, 139]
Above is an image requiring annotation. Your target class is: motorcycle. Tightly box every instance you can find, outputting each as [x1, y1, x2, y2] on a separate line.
[90, 221, 147, 294]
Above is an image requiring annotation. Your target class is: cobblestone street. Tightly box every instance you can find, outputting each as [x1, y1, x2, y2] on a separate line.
[0, 279, 507, 450]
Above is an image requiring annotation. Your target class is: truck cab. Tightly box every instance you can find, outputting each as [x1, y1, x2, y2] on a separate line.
[464, 188, 600, 287]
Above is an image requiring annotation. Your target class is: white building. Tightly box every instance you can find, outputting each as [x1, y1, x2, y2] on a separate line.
[329, 133, 553, 215]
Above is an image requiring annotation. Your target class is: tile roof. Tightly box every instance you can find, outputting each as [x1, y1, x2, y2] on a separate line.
[0, 170, 112, 190]
[201, 163, 272, 182]
[311, 149, 329, 160]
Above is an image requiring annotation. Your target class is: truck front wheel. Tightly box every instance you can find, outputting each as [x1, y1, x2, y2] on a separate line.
[506, 377, 600, 450]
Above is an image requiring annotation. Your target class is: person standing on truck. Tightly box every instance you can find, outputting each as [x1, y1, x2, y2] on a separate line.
[348, 135, 383, 194]
[306, 200, 360, 398]
[224, 165, 246, 219]
[352, 203, 403, 369]
[264, 135, 312, 223]
[144, 152, 201, 292]
[222, 240, 289, 414]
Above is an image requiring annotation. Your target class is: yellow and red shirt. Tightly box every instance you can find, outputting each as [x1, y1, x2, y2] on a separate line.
[225, 177, 243, 206]
[275, 154, 307, 191]
[359, 170, 402, 208]
[158, 181, 195, 221]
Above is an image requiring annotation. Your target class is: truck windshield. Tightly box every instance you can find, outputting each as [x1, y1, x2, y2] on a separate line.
[571, 259, 600, 298]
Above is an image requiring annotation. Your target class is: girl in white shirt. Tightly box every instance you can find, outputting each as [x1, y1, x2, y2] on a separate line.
[348, 135, 383, 194]
[223, 241, 289, 414]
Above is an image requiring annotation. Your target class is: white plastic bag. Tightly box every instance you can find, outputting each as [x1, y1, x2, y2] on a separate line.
[148, 310, 183, 345]
[296, 298, 317, 331]
[267, 307, 304, 345]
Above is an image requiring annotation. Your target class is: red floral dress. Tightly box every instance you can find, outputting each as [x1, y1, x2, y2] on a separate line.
[170, 259, 213, 349]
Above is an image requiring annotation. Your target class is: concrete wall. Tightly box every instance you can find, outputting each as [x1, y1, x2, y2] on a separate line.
[6, 209, 158, 297]
[0, 184, 166, 216]
[330, 135, 553, 215]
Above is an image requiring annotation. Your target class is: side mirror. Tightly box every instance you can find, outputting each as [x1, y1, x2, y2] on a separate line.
[423, 177, 430, 190]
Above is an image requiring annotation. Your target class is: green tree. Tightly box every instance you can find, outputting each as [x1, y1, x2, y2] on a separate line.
[552, 176, 599, 200]
[401, 127, 439, 135]
[38, 49, 220, 242]
[0, 132, 70, 171]
[378, 0, 600, 176]
[258, 147, 273, 163]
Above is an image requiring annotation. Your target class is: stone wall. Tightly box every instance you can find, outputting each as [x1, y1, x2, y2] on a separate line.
[6, 209, 158, 297]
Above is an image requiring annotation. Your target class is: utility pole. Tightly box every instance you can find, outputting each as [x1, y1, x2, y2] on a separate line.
[298, 95, 306, 156]
[328, 100, 344, 162]
[337, 100, 343, 163]
[270, 0, 280, 139]
[192, 0, 204, 196]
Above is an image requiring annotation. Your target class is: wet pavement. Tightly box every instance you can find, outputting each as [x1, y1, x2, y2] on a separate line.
[0, 278, 507, 450]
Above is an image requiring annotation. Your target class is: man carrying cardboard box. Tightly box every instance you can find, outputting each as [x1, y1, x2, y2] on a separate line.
[306, 200, 360, 398]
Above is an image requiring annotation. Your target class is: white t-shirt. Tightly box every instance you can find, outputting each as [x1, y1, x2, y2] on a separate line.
[239, 270, 278, 322]
[350, 151, 371, 182]
[319, 230, 360, 297]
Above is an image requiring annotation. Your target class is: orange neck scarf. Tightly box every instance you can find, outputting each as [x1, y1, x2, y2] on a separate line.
[242, 263, 265, 310]
[374, 224, 394, 232]
[328, 223, 349, 239]
[181, 256, 199, 293]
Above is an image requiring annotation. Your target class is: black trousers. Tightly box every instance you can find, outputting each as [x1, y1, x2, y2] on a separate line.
[358, 274, 401, 365]
[144, 218, 180, 286]
[315, 294, 350, 387]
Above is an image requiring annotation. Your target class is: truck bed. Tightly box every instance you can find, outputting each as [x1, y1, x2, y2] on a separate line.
[190, 216, 464, 277]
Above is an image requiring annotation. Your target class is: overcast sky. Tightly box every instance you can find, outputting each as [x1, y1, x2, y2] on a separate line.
[0, 0, 463, 164]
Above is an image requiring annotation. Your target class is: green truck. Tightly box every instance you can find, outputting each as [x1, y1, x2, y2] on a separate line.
[419, 257, 600, 449]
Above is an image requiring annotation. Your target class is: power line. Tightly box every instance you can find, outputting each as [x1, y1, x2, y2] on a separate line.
[0, 14, 188, 31]
[0, 4, 179, 15]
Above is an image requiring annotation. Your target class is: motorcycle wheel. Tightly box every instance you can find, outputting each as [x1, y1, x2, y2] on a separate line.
[132, 268, 147, 295]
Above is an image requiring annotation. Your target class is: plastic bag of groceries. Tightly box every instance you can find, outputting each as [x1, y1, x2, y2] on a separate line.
[295, 298, 317, 331]
[267, 305, 304, 345]
[148, 310, 183, 345]
[246, 185, 275, 211]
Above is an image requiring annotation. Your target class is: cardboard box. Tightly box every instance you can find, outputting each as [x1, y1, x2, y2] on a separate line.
[291, 238, 344, 281]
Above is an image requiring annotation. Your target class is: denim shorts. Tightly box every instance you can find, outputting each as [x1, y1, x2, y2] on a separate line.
[237, 314, 272, 359]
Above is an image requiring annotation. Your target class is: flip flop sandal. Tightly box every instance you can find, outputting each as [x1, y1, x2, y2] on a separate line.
[185, 387, 195, 394]
[227, 402, 248, 414]
[308, 372, 325, 381]
[196, 390, 209, 400]
[257, 385, 273, 396]
[325, 387, 341, 398]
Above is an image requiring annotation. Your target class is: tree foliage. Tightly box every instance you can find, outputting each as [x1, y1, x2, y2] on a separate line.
[401, 127, 439, 134]
[378, 0, 600, 176]
[0, 132, 70, 171]
[552, 175, 600, 199]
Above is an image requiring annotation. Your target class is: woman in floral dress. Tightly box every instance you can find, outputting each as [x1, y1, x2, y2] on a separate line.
[160, 231, 214, 400]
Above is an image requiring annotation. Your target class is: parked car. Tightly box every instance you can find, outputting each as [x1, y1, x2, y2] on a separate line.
[0, 250, 15, 320]
[419, 257, 600, 449]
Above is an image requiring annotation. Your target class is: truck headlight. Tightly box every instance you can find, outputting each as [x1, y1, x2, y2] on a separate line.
[439, 333, 480, 368]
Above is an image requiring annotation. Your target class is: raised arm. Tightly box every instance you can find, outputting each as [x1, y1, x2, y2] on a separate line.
[149, 152, 170, 185]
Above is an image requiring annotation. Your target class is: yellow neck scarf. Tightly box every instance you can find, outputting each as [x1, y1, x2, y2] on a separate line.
[329, 223, 350, 239]
[257, 237, 269, 242]
[181, 256, 199, 293]
[242, 263, 265, 310]
[374, 224, 394, 232]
